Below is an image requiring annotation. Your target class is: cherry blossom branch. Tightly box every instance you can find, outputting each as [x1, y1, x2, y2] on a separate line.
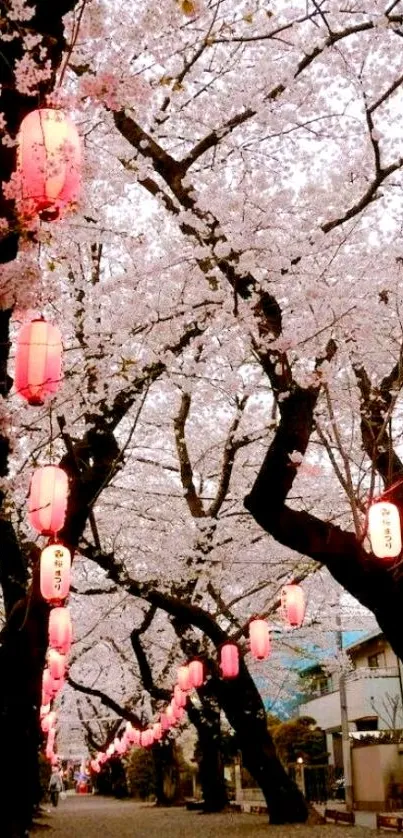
[174, 391, 205, 518]
[67, 674, 142, 726]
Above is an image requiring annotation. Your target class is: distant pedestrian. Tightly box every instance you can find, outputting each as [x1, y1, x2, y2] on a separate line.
[49, 768, 63, 807]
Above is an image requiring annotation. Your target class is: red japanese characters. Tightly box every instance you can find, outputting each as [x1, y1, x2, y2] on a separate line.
[368, 501, 402, 559]
[40, 544, 71, 602]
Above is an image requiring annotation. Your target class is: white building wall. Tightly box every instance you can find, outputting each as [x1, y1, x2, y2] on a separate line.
[299, 673, 403, 731]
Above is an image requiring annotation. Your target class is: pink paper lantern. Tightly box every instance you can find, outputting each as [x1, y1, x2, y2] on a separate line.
[14, 319, 62, 405]
[17, 109, 81, 220]
[40, 543, 71, 603]
[188, 659, 204, 688]
[177, 665, 191, 692]
[173, 684, 186, 708]
[249, 619, 271, 661]
[48, 606, 73, 654]
[29, 466, 68, 535]
[281, 584, 306, 628]
[48, 649, 66, 681]
[220, 643, 239, 678]
[368, 501, 402, 559]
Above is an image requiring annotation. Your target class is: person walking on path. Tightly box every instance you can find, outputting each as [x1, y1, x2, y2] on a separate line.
[49, 768, 63, 808]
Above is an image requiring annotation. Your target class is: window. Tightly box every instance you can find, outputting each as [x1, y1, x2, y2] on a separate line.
[368, 651, 386, 669]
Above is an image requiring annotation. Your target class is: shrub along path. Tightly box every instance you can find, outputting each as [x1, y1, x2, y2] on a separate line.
[37, 795, 375, 837]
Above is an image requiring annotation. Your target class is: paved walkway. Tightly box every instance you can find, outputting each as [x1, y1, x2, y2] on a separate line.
[37, 795, 376, 837]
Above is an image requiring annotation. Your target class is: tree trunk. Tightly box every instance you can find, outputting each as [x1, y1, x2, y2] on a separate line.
[187, 696, 228, 812]
[153, 741, 181, 805]
[211, 661, 308, 823]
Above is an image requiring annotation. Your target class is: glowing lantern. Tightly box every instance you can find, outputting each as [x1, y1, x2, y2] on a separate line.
[41, 710, 56, 733]
[175, 706, 184, 722]
[98, 752, 107, 764]
[106, 743, 115, 757]
[132, 729, 141, 746]
[177, 665, 191, 692]
[40, 703, 50, 719]
[48, 606, 73, 654]
[368, 501, 402, 559]
[173, 685, 186, 708]
[189, 659, 204, 688]
[140, 730, 153, 747]
[165, 705, 177, 725]
[160, 712, 170, 732]
[114, 737, 125, 755]
[17, 109, 81, 221]
[90, 759, 100, 773]
[220, 643, 239, 678]
[281, 584, 306, 628]
[48, 649, 66, 682]
[45, 743, 54, 760]
[40, 543, 71, 603]
[47, 728, 56, 749]
[153, 722, 162, 740]
[29, 466, 69, 535]
[42, 668, 55, 702]
[249, 619, 271, 660]
[14, 319, 62, 406]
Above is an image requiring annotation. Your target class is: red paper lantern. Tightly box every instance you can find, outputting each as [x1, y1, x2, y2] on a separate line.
[48, 606, 73, 654]
[17, 109, 81, 220]
[220, 643, 239, 678]
[281, 584, 306, 628]
[189, 659, 204, 688]
[173, 684, 186, 708]
[177, 665, 191, 692]
[29, 466, 68, 535]
[48, 649, 66, 682]
[249, 619, 271, 661]
[368, 501, 402, 559]
[14, 319, 62, 406]
[40, 543, 71, 602]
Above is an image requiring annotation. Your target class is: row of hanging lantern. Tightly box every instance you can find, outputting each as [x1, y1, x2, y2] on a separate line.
[89, 659, 206, 772]
[90, 594, 307, 773]
[219, 585, 306, 679]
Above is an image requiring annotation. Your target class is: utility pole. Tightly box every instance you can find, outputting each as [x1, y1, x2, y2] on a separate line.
[336, 611, 354, 811]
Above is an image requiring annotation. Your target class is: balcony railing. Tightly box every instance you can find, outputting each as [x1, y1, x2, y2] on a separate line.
[302, 666, 399, 700]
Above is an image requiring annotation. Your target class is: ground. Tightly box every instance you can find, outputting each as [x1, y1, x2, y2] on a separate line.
[38, 796, 376, 837]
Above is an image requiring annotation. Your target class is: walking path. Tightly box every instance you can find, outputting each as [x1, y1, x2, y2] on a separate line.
[37, 795, 376, 837]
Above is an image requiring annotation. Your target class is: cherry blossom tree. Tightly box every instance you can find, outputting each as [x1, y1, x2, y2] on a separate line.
[3, 1, 403, 833]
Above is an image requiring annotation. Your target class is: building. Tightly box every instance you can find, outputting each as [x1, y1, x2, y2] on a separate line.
[298, 629, 403, 771]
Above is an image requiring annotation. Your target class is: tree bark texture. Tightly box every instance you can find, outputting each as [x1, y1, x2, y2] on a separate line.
[187, 696, 229, 812]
